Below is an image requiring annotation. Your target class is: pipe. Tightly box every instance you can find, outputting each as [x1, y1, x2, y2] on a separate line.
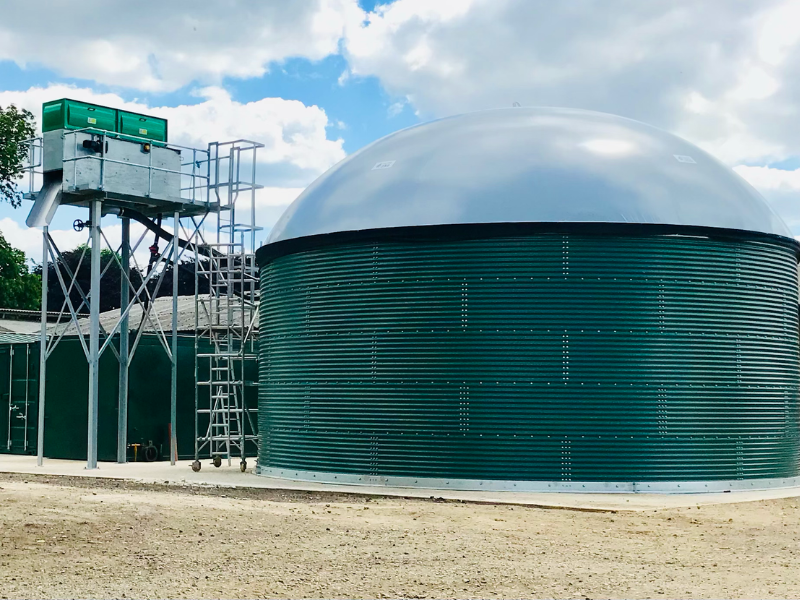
[117, 208, 220, 259]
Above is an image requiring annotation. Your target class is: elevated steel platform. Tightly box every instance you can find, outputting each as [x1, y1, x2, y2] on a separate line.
[19, 115, 264, 472]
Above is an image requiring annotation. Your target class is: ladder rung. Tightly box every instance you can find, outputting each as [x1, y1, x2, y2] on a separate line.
[197, 408, 257, 414]
[200, 436, 259, 442]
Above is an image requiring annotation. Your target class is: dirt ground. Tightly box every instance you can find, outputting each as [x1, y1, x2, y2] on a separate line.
[0, 473, 799, 599]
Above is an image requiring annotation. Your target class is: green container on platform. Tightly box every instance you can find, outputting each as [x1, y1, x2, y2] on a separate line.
[41, 99, 169, 143]
[118, 110, 168, 142]
[42, 99, 117, 134]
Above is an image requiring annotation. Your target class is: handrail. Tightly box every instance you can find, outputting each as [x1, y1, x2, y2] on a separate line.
[60, 129, 211, 204]
[19, 133, 263, 209]
[62, 154, 200, 178]
[62, 127, 208, 153]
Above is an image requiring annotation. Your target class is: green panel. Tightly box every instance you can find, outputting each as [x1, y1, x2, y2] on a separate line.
[0, 344, 37, 455]
[41, 99, 169, 141]
[258, 226, 800, 483]
[118, 110, 168, 142]
[42, 335, 200, 461]
[42, 100, 67, 133]
[41, 336, 119, 460]
[66, 102, 116, 132]
[0, 334, 240, 462]
[67, 102, 117, 131]
[42, 99, 117, 133]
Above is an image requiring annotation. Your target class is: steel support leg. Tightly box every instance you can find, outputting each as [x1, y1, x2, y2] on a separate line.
[193, 248, 199, 467]
[117, 217, 130, 463]
[36, 227, 48, 466]
[170, 211, 179, 465]
[87, 201, 101, 470]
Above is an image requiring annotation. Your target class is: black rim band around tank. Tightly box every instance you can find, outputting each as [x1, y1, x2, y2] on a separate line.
[256, 222, 800, 264]
[258, 223, 800, 485]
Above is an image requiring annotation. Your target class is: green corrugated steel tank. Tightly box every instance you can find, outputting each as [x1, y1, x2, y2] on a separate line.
[255, 108, 800, 493]
[42, 98, 168, 142]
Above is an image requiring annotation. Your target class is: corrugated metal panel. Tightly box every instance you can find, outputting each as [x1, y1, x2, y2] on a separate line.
[0, 334, 257, 461]
[258, 227, 800, 483]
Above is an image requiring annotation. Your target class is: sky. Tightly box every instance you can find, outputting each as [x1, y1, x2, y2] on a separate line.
[1, 0, 800, 264]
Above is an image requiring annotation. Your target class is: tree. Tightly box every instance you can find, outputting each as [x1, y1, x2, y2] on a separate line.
[32, 247, 207, 314]
[0, 104, 35, 208]
[0, 231, 41, 310]
[33, 245, 141, 314]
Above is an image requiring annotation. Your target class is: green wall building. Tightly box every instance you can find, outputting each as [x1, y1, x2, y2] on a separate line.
[1, 333, 205, 461]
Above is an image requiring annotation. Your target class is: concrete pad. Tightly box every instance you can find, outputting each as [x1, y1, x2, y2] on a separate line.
[1, 454, 799, 512]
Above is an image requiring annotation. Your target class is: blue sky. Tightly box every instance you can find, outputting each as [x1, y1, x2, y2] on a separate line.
[0, 51, 419, 155]
[1, 0, 799, 261]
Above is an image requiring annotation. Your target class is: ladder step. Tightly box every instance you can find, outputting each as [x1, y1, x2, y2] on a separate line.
[197, 408, 257, 414]
[199, 436, 259, 443]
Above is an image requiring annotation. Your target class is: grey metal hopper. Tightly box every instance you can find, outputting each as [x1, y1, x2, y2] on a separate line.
[26, 171, 62, 228]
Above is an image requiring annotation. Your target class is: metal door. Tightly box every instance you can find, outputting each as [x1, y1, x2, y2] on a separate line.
[2, 344, 35, 454]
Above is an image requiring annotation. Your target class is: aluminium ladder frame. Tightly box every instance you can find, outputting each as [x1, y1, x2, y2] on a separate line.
[193, 140, 262, 472]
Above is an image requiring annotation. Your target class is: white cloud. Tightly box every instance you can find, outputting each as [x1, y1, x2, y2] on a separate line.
[6, 1, 800, 237]
[256, 187, 304, 208]
[0, 85, 335, 258]
[0, 84, 345, 185]
[387, 99, 407, 117]
[734, 165, 800, 191]
[757, 0, 800, 65]
[0, 217, 83, 266]
[344, 0, 800, 167]
[735, 165, 800, 230]
[4, 0, 800, 174]
[0, 0, 363, 92]
[172, 87, 345, 176]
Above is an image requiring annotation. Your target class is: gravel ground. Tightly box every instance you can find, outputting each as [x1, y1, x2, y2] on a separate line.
[0, 472, 799, 599]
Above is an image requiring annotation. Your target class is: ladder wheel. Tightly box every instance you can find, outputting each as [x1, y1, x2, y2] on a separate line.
[213, 456, 222, 468]
[191, 460, 201, 472]
[240, 460, 247, 473]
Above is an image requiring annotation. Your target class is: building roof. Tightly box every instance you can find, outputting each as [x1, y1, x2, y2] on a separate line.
[0, 333, 41, 345]
[0, 308, 62, 323]
[47, 296, 258, 337]
[267, 107, 792, 244]
[0, 319, 42, 334]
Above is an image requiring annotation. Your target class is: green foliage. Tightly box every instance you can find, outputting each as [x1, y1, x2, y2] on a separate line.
[32, 244, 205, 314]
[0, 104, 36, 208]
[0, 230, 40, 310]
[32, 244, 136, 314]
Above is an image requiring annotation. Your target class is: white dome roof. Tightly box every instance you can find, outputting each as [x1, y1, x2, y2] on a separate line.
[268, 107, 792, 243]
